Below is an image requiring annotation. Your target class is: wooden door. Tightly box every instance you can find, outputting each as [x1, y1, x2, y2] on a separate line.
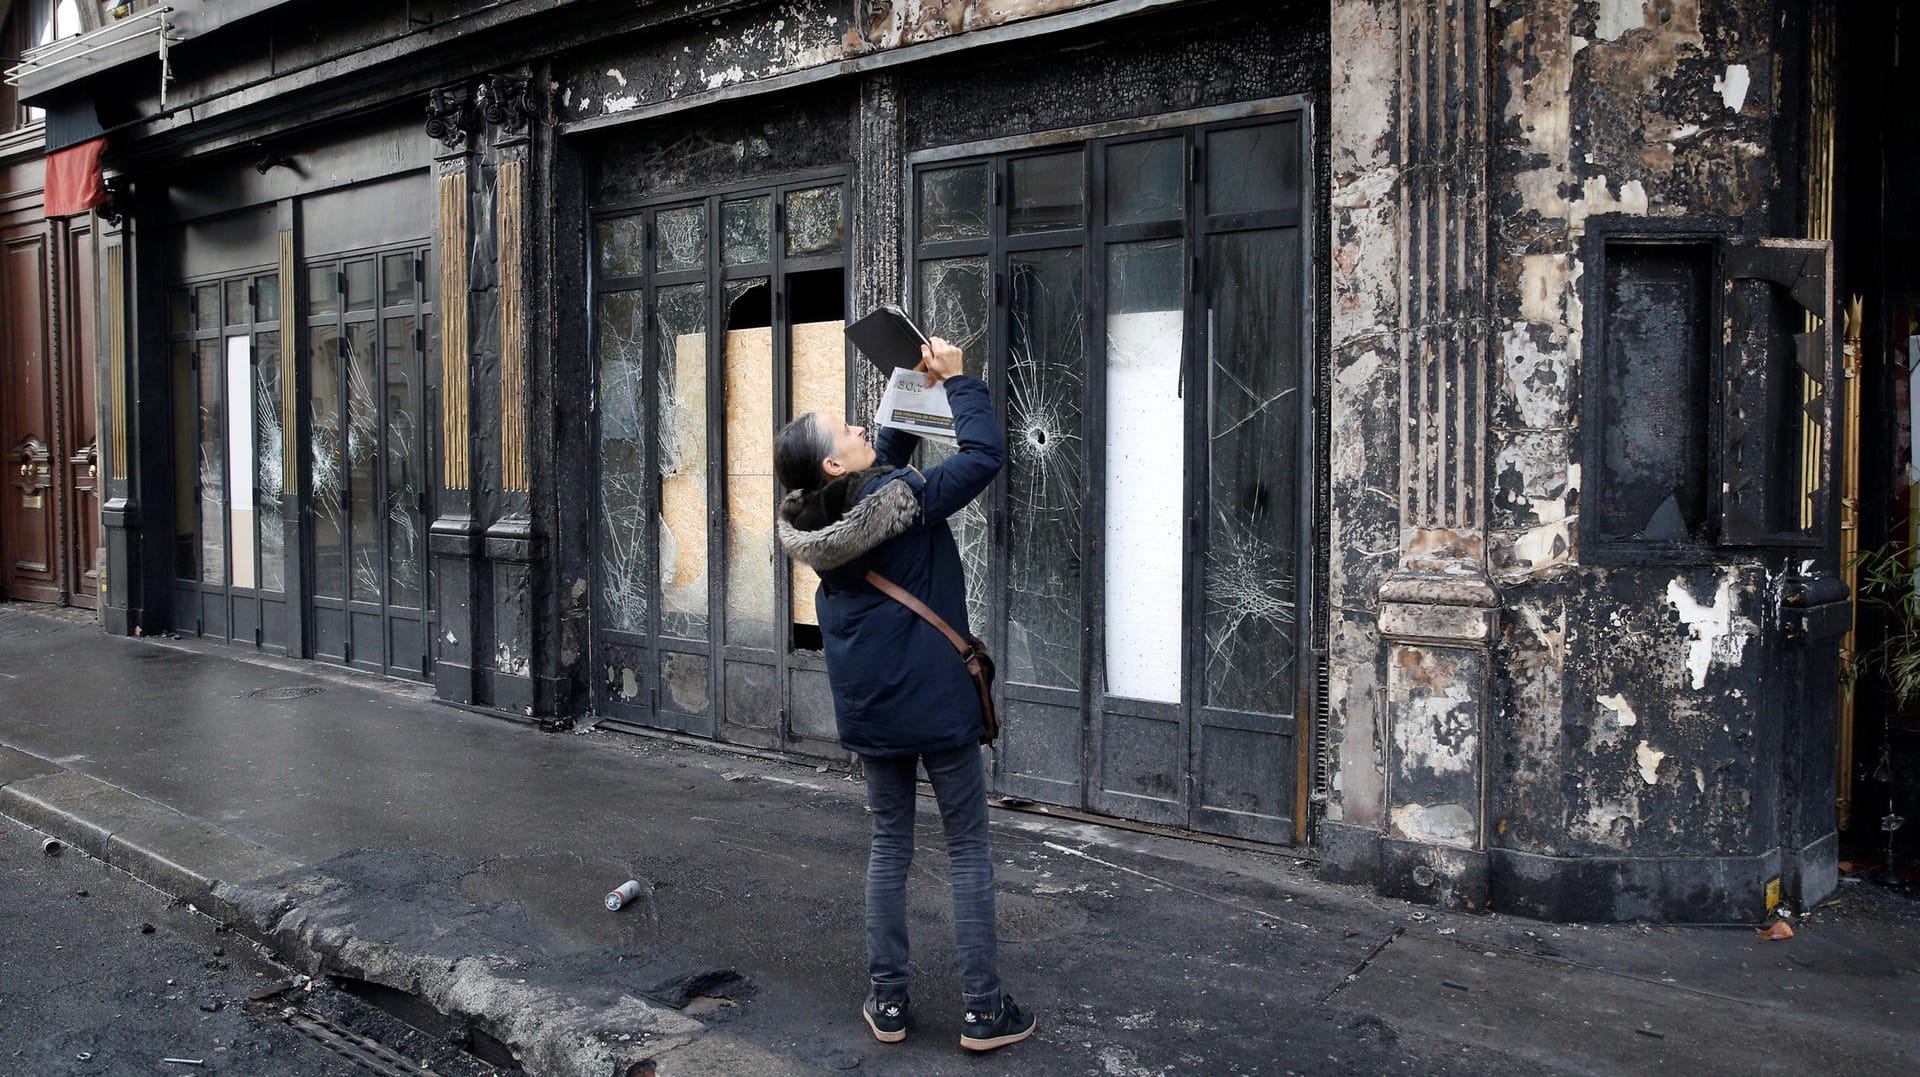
[2, 223, 58, 603]
[62, 222, 99, 609]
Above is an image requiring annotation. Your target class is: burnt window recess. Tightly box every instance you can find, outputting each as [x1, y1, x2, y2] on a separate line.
[1583, 227, 1833, 556]
[590, 174, 849, 741]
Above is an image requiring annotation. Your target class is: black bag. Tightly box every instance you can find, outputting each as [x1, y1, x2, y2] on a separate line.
[865, 570, 999, 745]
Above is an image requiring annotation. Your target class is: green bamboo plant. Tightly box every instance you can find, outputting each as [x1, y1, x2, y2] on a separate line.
[1850, 541, 1920, 709]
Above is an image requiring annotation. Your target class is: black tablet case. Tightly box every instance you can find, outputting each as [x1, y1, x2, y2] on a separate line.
[844, 304, 931, 372]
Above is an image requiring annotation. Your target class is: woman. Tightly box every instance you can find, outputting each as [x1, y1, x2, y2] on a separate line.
[773, 335, 1034, 1053]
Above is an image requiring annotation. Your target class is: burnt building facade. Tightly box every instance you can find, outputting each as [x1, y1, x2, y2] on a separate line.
[10, 0, 1911, 921]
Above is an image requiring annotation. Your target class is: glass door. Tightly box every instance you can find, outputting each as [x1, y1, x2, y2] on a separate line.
[304, 245, 436, 678]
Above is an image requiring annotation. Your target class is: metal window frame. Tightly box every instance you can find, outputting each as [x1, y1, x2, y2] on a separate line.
[907, 101, 1318, 843]
[587, 166, 852, 748]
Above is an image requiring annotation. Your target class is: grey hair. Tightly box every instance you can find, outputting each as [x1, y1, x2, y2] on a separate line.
[774, 411, 834, 493]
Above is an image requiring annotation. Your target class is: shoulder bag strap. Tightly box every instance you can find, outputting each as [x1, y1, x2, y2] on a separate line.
[865, 570, 971, 656]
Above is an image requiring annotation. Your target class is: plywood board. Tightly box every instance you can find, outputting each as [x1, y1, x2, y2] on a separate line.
[726, 328, 776, 638]
[659, 331, 709, 619]
[789, 319, 846, 627]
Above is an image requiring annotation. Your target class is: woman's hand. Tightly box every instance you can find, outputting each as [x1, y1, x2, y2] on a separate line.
[915, 336, 965, 386]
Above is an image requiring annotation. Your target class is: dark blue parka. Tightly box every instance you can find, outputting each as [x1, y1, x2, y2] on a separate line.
[774, 376, 1005, 757]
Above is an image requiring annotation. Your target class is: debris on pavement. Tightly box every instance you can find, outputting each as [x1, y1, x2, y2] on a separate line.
[605, 879, 645, 911]
[1757, 919, 1795, 941]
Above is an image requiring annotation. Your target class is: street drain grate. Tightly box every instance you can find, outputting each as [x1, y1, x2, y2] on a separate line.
[250, 685, 323, 700]
[283, 1009, 440, 1076]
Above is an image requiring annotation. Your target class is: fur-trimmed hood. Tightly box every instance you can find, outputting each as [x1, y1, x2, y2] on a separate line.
[776, 468, 922, 571]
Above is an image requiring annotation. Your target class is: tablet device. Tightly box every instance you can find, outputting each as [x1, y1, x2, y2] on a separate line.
[844, 303, 932, 372]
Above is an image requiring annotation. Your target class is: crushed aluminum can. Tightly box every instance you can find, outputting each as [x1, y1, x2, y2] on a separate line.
[605, 880, 644, 911]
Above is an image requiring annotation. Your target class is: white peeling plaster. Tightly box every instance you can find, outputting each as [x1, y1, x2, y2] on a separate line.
[620, 667, 640, 701]
[1595, 0, 1644, 41]
[703, 64, 748, 90]
[1596, 693, 1639, 739]
[605, 68, 628, 87]
[1504, 458, 1581, 575]
[495, 643, 530, 678]
[1391, 801, 1476, 846]
[1515, 170, 1650, 232]
[1571, 34, 1589, 54]
[1693, 766, 1707, 793]
[1665, 570, 1756, 690]
[1519, 253, 1569, 325]
[1717, 64, 1751, 113]
[1579, 797, 1641, 843]
[1635, 741, 1666, 785]
[604, 94, 639, 113]
[1396, 680, 1478, 778]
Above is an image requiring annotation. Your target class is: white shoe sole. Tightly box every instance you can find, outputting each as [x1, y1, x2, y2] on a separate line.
[864, 1009, 906, 1043]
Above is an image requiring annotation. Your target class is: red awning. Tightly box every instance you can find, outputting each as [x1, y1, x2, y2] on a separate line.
[45, 136, 108, 218]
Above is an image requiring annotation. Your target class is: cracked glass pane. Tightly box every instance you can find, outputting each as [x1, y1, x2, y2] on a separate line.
[311, 323, 345, 599]
[1205, 121, 1300, 217]
[1107, 137, 1184, 226]
[196, 340, 225, 585]
[346, 321, 380, 602]
[655, 205, 707, 273]
[1104, 239, 1186, 703]
[598, 215, 646, 278]
[1204, 228, 1300, 714]
[656, 283, 710, 639]
[919, 164, 990, 243]
[171, 342, 197, 579]
[254, 331, 285, 594]
[1009, 152, 1083, 234]
[384, 317, 422, 609]
[1006, 249, 1085, 688]
[725, 279, 776, 648]
[597, 290, 651, 634]
[784, 185, 844, 257]
[918, 255, 992, 629]
[722, 196, 771, 266]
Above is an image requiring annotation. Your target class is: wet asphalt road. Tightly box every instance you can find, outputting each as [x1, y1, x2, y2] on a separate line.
[0, 814, 497, 1077]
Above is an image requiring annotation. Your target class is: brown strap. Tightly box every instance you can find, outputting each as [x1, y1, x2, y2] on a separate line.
[865, 570, 971, 656]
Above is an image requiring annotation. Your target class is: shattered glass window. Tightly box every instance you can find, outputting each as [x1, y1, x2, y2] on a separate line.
[724, 279, 777, 648]
[346, 321, 380, 602]
[784, 185, 844, 257]
[598, 216, 646, 278]
[311, 323, 345, 599]
[171, 342, 197, 580]
[1204, 229, 1300, 714]
[1008, 152, 1084, 234]
[656, 283, 710, 639]
[919, 164, 991, 243]
[596, 291, 650, 634]
[655, 205, 707, 273]
[196, 340, 225, 585]
[917, 256, 993, 630]
[254, 331, 285, 594]
[384, 317, 423, 609]
[722, 196, 771, 266]
[1107, 138, 1184, 225]
[1005, 249, 1086, 687]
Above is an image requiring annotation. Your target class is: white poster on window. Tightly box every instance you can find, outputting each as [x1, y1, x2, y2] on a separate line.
[1103, 310, 1185, 703]
[225, 335, 257, 589]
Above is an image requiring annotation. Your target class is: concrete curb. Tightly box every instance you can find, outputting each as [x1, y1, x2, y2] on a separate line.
[0, 742, 720, 1077]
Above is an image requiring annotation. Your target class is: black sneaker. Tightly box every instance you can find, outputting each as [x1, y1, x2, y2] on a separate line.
[863, 994, 908, 1043]
[960, 996, 1036, 1052]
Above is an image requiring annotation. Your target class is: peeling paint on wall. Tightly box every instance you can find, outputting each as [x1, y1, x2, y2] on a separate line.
[1391, 801, 1475, 846]
[1665, 570, 1755, 690]
[1636, 740, 1666, 785]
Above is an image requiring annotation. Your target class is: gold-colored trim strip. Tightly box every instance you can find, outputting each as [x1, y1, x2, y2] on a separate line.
[498, 158, 527, 494]
[439, 170, 470, 491]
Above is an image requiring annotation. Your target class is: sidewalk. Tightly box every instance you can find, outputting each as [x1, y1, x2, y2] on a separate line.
[0, 602, 1914, 1076]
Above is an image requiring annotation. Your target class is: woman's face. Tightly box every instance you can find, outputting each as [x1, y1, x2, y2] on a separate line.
[819, 411, 877, 476]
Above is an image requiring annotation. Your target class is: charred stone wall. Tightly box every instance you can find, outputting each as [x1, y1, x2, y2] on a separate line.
[1327, 0, 1838, 921]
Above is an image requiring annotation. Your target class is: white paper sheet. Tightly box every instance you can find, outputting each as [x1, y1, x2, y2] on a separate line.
[875, 367, 956, 441]
[1103, 310, 1185, 703]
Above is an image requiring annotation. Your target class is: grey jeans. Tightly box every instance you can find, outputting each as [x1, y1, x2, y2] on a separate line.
[862, 745, 1001, 1010]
